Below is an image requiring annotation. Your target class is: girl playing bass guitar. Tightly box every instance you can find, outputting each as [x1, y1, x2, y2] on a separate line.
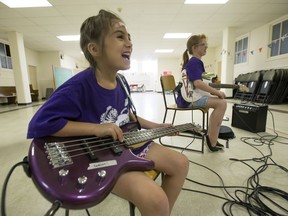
[27, 10, 189, 216]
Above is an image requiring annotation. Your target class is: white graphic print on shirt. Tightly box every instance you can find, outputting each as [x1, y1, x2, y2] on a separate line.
[100, 98, 130, 127]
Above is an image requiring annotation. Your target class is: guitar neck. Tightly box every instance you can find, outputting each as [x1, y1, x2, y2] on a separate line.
[123, 123, 198, 146]
[209, 83, 237, 89]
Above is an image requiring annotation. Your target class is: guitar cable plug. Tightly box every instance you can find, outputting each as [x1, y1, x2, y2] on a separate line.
[22, 156, 31, 178]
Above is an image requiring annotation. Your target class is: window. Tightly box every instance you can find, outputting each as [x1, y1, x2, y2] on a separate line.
[270, 18, 288, 57]
[0, 42, 13, 69]
[234, 37, 248, 64]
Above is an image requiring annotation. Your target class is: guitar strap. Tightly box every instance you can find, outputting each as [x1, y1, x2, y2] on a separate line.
[116, 73, 142, 130]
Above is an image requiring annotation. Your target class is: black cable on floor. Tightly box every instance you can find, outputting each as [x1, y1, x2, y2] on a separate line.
[181, 109, 288, 215]
[180, 135, 196, 154]
[1, 160, 28, 216]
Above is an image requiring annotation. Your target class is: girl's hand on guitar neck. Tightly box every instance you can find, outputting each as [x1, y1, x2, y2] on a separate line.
[216, 91, 226, 99]
[93, 123, 124, 142]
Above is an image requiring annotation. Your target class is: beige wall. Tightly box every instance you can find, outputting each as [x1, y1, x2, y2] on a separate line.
[156, 58, 181, 92]
[0, 47, 81, 99]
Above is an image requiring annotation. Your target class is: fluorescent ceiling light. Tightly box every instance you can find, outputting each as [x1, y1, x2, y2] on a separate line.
[57, 35, 80, 42]
[185, 0, 229, 4]
[164, 33, 191, 39]
[155, 49, 174, 53]
[0, 0, 52, 8]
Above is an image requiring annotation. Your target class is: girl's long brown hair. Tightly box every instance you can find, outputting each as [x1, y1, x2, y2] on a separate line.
[80, 10, 123, 69]
[182, 34, 207, 69]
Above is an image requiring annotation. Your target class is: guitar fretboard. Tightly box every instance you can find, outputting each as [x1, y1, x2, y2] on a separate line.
[209, 83, 237, 89]
[123, 123, 197, 146]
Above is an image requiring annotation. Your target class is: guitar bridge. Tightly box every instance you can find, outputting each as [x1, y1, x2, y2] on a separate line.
[45, 142, 73, 168]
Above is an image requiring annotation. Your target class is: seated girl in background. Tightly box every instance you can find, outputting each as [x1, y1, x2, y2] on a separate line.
[176, 34, 227, 152]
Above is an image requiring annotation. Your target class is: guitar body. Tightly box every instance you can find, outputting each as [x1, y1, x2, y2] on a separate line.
[27, 122, 196, 209]
[28, 136, 154, 209]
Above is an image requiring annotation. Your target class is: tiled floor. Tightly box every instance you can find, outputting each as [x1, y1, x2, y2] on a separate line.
[1, 92, 287, 215]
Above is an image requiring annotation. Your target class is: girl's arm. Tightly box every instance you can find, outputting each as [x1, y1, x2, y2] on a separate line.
[193, 79, 226, 99]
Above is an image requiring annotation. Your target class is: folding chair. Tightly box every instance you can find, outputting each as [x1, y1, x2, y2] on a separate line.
[242, 71, 262, 102]
[254, 69, 277, 104]
[270, 69, 288, 104]
[234, 73, 252, 100]
[159, 75, 208, 153]
[278, 69, 288, 103]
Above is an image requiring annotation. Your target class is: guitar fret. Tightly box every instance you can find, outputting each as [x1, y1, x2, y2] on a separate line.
[123, 123, 198, 146]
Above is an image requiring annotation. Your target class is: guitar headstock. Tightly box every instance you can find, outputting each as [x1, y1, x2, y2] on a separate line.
[238, 84, 249, 92]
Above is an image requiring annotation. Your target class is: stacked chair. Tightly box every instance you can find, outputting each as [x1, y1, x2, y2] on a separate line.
[234, 73, 252, 100]
[241, 71, 263, 102]
[254, 69, 277, 104]
[234, 69, 288, 104]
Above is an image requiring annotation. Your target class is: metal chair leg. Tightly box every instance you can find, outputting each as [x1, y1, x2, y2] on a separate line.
[129, 202, 136, 216]
[65, 209, 90, 216]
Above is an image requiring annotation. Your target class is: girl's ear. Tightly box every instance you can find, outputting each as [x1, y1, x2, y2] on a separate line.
[88, 42, 100, 57]
[191, 44, 197, 53]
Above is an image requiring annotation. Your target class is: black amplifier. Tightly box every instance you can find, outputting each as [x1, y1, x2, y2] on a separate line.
[231, 104, 268, 133]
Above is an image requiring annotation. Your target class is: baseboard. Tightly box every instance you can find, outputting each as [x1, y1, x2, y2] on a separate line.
[17, 102, 32, 106]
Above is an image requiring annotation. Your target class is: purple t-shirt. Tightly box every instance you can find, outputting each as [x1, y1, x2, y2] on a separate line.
[176, 57, 205, 108]
[27, 68, 130, 138]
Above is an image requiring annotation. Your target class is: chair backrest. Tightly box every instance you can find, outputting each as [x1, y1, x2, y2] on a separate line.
[160, 75, 176, 92]
[160, 75, 178, 107]
[254, 69, 276, 103]
[243, 71, 263, 101]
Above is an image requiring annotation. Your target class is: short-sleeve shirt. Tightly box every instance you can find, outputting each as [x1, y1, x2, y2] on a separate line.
[176, 57, 205, 107]
[27, 68, 130, 138]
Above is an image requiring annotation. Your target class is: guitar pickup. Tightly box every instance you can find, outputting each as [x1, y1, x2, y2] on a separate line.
[110, 143, 123, 155]
[82, 140, 98, 160]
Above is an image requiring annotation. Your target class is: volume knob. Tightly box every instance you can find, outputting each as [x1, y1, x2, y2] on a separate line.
[98, 170, 107, 178]
[78, 176, 88, 185]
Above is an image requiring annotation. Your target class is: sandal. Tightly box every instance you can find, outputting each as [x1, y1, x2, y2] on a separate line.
[216, 142, 224, 148]
[205, 135, 219, 152]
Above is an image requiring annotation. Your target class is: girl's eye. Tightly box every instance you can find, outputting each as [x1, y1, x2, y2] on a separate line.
[117, 34, 124, 39]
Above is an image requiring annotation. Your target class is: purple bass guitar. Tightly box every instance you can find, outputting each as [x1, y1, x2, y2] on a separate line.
[28, 122, 197, 209]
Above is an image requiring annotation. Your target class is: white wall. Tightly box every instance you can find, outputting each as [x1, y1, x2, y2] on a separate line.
[233, 15, 288, 79]
[0, 68, 14, 86]
[25, 47, 39, 67]
[202, 47, 217, 75]
[0, 44, 81, 99]
[37, 51, 83, 98]
[156, 57, 181, 92]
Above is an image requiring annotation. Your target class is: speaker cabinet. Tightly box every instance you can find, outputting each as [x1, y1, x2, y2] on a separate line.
[232, 104, 268, 133]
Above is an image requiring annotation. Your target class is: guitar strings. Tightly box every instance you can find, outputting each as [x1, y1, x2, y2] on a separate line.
[45, 124, 195, 160]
